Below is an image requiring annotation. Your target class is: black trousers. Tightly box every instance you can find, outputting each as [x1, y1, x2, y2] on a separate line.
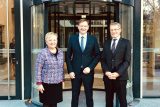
[104, 79, 127, 107]
[43, 104, 57, 107]
[71, 72, 94, 107]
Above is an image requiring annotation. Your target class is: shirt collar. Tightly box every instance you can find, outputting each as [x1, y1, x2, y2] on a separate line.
[112, 35, 120, 41]
[79, 33, 87, 39]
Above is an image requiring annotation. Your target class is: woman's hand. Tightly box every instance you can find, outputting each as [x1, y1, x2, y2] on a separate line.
[37, 84, 45, 94]
[62, 82, 65, 89]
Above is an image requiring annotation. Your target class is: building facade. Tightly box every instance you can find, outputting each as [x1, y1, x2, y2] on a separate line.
[1, 0, 159, 106]
[31, 0, 134, 106]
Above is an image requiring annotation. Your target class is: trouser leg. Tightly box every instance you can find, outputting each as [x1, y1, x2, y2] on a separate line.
[50, 104, 57, 107]
[82, 73, 94, 107]
[71, 75, 82, 107]
[43, 104, 50, 107]
[104, 79, 114, 107]
[114, 80, 127, 107]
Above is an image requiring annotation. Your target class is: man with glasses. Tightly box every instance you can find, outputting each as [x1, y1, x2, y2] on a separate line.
[66, 19, 100, 107]
[101, 22, 131, 107]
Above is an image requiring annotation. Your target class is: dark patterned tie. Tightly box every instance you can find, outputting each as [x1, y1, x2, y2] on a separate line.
[81, 36, 84, 52]
[111, 39, 117, 53]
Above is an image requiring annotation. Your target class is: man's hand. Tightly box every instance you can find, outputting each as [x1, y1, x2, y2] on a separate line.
[105, 71, 120, 80]
[106, 72, 114, 79]
[69, 72, 75, 79]
[83, 67, 91, 74]
[105, 71, 112, 77]
[111, 72, 120, 80]
[37, 84, 45, 94]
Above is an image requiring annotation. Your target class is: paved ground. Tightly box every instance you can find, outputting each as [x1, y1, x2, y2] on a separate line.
[0, 91, 160, 107]
[0, 98, 160, 107]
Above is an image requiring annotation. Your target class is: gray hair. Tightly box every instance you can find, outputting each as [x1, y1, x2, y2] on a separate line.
[45, 32, 58, 41]
[110, 22, 121, 29]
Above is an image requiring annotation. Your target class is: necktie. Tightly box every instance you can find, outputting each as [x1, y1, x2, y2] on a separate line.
[111, 39, 117, 53]
[81, 36, 84, 52]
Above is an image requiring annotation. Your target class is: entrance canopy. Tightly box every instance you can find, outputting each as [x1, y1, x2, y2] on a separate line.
[33, 0, 134, 6]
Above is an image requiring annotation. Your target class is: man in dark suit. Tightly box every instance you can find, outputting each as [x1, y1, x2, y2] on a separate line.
[101, 22, 131, 107]
[66, 19, 100, 107]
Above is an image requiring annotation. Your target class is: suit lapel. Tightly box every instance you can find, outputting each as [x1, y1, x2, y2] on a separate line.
[76, 34, 82, 53]
[108, 40, 112, 55]
[114, 37, 122, 54]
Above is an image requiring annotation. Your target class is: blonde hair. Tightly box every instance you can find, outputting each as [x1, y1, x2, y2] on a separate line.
[78, 19, 89, 25]
[110, 22, 121, 29]
[45, 32, 58, 41]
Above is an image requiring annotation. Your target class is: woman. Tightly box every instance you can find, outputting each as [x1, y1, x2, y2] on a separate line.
[35, 32, 65, 107]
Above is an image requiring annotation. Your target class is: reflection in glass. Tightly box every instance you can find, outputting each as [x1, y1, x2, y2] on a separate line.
[31, 4, 44, 105]
[90, 2, 115, 89]
[0, 0, 15, 96]
[120, 4, 133, 103]
[143, 0, 160, 97]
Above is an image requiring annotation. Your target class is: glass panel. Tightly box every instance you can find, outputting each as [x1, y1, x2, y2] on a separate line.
[91, 18, 106, 89]
[31, 4, 44, 105]
[75, 4, 89, 14]
[91, 2, 115, 89]
[59, 2, 74, 14]
[47, 1, 116, 90]
[120, 4, 133, 103]
[0, 0, 8, 96]
[59, 19, 74, 89]
[48, 2, 75, 89]
[0, 0, 15, 97]
[9, 0, 16, 96]
[143, 0, 160, 97]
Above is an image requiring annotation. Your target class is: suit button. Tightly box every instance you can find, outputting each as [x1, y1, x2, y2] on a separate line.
[81, 66, 83, 68]
[112, 60, 114, 61]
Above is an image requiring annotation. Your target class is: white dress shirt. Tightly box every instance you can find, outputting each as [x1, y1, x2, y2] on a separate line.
[110, 36, 121, 50]
[79, 33, 87, 49]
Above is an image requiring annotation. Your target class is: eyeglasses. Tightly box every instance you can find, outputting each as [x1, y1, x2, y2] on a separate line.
[110, 28, 120, 32]
[79, 25, 88, 28]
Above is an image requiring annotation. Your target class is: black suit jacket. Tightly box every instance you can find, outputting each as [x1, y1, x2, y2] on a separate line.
[66, 34, 100, 75]
[101, 37, 131, 80]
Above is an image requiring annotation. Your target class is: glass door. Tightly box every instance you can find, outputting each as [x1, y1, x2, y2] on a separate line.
[31, 4, 44, 105]
[47, 1, 116, 90]
[75, 2, 90, 33]
[119, 4, 133, 103]
[0, 0, 18, 99]
[90, 2, 115, 89]
[47, 2, 75, 89]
